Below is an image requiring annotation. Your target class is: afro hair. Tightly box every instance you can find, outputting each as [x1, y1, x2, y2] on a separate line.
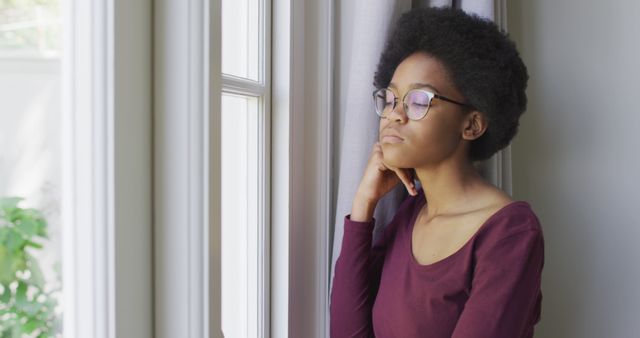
[373, 6, 529, 162]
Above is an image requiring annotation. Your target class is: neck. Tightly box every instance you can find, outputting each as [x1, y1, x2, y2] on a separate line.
[414, 155, 487, 219]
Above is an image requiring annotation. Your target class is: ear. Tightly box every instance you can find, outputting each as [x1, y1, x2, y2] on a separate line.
[461, 111, 488, 141]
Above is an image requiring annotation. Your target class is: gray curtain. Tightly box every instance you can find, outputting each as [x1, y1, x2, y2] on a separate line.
[329, 0, 503, 297]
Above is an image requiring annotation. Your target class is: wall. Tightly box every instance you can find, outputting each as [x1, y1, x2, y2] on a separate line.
[508, 1, 640, 337]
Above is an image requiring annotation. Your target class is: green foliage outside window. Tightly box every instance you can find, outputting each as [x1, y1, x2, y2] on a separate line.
[0, 197, 61, 338]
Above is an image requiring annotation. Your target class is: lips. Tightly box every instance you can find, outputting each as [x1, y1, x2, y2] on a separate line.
[380, 130, 404, 143]
[381, 135, 403, 144]
[381, 128, 405, 144]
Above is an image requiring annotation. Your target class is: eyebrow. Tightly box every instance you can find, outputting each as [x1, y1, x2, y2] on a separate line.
[388, 82, 441, 93]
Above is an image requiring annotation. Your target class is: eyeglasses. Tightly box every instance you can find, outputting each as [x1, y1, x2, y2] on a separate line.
[372, 87, 474, 121]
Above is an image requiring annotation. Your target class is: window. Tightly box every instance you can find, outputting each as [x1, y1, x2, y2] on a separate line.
[0, 1, 63, 336]
[60, 0, 153, 336]
[154, 0, 333, 335]
[2, 1, 153, 337]
[220, 0, 270, 336]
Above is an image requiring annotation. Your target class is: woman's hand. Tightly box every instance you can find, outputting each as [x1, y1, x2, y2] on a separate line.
[350, 142, 417, 222]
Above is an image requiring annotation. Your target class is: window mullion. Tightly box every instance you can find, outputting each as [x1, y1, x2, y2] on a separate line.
[222, 74, 267, 96]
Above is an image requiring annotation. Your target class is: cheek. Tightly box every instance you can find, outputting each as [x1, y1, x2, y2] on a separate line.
[414, 123, 449, 146]
[378, 117, 460, 167]
[411, 122, 461, 158]
[424, 114, 462, 142]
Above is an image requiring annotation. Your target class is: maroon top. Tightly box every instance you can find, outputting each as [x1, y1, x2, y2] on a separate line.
[330, 186, 544, 338]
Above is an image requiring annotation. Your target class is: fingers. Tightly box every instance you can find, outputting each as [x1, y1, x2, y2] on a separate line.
[390, 164, 418, 196]
[373, 143, 387, 171]
[391, 167, 416, 196]
[375, 142, 417, 196]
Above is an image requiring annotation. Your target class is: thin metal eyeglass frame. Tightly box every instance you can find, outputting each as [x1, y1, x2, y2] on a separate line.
[372, 87, 475, 121]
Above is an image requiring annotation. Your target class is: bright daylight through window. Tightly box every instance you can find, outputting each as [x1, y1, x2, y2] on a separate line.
[220, 0, 270, 337]
[0, 0, 63, 337]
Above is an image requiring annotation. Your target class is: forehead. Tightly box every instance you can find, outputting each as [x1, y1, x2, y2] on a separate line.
[389, 52, 452, 93]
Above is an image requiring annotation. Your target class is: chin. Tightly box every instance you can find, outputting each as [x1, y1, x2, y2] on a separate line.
[381, 152, 410, 169]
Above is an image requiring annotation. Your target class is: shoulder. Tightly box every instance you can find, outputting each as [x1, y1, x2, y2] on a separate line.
[467, 181, 543, 239]
[474, 200, 544, 250]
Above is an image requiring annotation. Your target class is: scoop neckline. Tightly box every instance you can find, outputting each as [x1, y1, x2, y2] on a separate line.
[407, 186, 530, 270]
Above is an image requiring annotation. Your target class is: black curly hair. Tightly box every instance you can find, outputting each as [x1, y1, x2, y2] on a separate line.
[373, 6, 529, 162]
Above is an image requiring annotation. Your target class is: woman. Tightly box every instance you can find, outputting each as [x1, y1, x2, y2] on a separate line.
[330, 7, 544, 338]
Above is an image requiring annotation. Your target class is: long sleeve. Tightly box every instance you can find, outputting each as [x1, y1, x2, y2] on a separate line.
[330, 214, 390, 338]
[451, 226, 545, 338]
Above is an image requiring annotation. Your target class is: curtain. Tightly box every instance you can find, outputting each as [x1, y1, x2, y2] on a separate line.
[329, 0, 504, 299]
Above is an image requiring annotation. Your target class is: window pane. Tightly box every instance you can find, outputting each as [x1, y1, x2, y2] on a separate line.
[0, 0, 63, 337]
[221, 93, 260, 338]
[221, 0, 260, 81]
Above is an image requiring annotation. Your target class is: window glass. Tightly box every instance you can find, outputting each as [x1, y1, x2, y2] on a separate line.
[0, 0, 63, 336]
[220, 93, 260, 338]
[221, 0, 261, 81]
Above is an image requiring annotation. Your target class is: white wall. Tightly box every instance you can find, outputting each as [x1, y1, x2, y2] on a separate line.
[508, 1, 640, 337]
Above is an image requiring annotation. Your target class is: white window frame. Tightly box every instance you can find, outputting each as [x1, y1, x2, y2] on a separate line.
[154, 0, 334, 337]
[62, 0, 153, 337]
[271, 0, 335, 337]
[153, 0, 215, 337]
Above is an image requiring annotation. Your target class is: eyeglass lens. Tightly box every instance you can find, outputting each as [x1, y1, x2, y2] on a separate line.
[374, 89, 432, 120]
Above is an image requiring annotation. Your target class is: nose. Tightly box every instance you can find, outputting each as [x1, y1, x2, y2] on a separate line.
[386, 101, 409, 123]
